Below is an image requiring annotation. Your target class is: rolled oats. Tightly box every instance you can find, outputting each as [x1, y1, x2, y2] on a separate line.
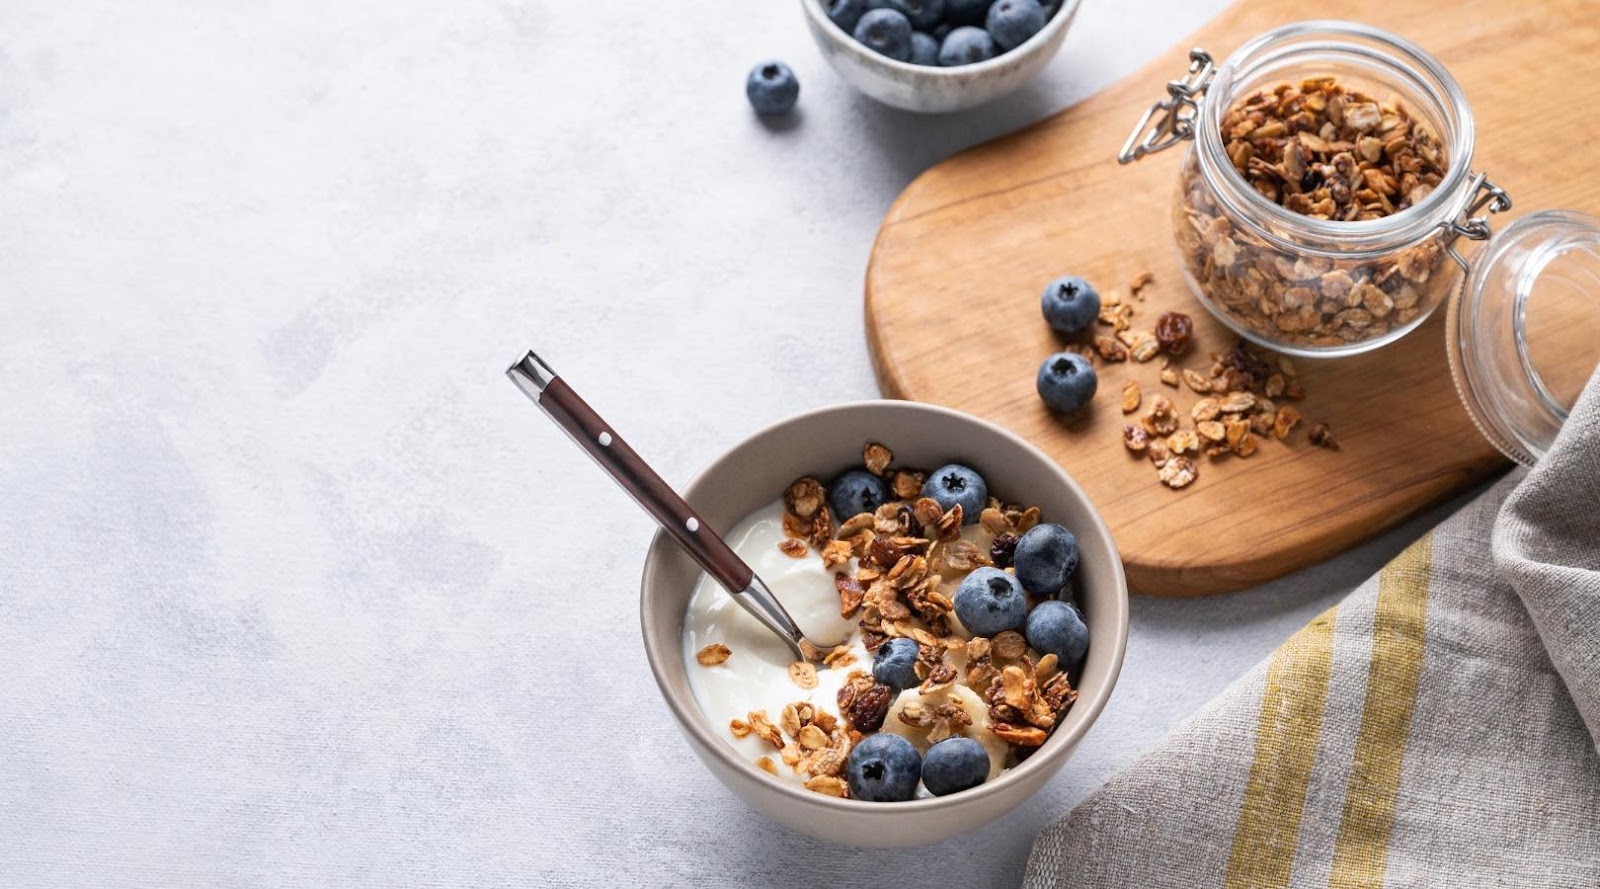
[1122, 381, 1142, 414]
[788, 661, 819, 690]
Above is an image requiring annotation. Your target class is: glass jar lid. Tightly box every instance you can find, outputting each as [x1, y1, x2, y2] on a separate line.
[1448, 210, 1600, 465]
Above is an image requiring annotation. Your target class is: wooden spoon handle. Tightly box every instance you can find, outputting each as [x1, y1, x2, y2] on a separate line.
[506, 352, 754, 594]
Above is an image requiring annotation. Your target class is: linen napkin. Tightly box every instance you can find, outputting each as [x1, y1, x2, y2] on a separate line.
[1024, 368, 1600, 888]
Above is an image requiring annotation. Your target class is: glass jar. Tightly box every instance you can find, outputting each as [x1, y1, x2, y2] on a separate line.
[1120, 20, 1509, 358]
[1120, 19, 1600, 466]
[1448, 210, 1600, 465]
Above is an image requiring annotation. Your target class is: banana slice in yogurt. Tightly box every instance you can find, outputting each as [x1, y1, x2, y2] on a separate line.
[881, 682, 1009, 781]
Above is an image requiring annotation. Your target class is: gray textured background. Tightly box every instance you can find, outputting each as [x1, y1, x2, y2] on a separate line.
[0, 1, 1489, 886]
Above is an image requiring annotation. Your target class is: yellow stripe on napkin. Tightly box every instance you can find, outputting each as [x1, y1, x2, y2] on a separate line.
[1224, 606, 1339, 889]
[1329, 535, 1434, 888]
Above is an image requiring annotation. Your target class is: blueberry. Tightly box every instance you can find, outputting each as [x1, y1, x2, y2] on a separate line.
[846, 733, 922, 802]
[945, 0, 993, 24]
[825, 0, 883, 33]
[1013, 522, 1079, 596]
[1025, 599, 1089, 667]
[922, 736, 990, 796]
[853, 9, 914, 61]
[745, 61, 800, 116]
[953, 567, 1028, 636]
[885, 0, 944, 30]
[828, 469, 890, 521]
[937, 26, 997, 66]
[1036, 352, 1097, 413]
[1041, 275, 1100, 334]
[920, 463, 986, 523]
[910, 31, 940, 66]
[873, 637, 921, 692]
[986, 0, 1046, 51]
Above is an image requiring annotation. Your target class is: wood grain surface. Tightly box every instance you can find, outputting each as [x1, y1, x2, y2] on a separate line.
[865, 0, 1600, 595]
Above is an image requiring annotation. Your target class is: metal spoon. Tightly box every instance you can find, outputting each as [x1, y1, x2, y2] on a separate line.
[507, 351, 839, 663]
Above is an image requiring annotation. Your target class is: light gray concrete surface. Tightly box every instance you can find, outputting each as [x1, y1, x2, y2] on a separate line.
[0, 1, 1497, 886]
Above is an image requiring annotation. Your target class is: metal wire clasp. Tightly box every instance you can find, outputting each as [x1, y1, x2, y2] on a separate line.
[1443, 173, 1513, 274]
[1118, 49, 1215, 164]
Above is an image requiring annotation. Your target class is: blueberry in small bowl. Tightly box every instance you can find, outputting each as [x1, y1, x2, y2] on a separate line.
[1014, 522, 1080, 596]
[1026, 599, 1090, 667]
[846, 733, 924, 802]
[828, 468, 890, 521]
[801, 0, 1084, 113]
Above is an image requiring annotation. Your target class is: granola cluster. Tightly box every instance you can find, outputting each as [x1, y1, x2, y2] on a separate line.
[1059, 275, 1339, 490]
[696, 442, 1083, 799]
[1176, 76, 1455, 348]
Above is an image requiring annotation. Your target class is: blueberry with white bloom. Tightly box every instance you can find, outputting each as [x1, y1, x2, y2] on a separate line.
[745, 62, 800, 116]
[846, 733, 922, 802]
[954, 567, 1028, 636]
[986, 0, 1046, 50]
[922, 736, 990, 796]
[910, 31, 940, 65]
[873, 637, 922, 692]
[828, 469, 890, 522]
[1025, 599, 1090, 667]
[937, 26, 997, 66]
[1013, 522, 1079, 595]
[853, 8, 915, 61]
[886, 0, 945, 30]
[920, 463, 987, 523]
[1036, 352, 1097, 414]
[1041, 275, 1100, 334]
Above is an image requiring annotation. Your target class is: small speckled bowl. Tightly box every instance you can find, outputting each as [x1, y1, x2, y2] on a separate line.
[639, 400, 1128, 846]
[801, 0, 1082, 113]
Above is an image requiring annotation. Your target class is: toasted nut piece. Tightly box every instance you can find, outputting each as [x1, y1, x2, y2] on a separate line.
[1095, 335, 1129, 362]
[1123, 424, 1150, 453]
[1192, 398, 1222, 422]
[778, 538, 808, 559]
[1158, 456, 1198, 489]
[1160, 366, 1181, 387]
[1235, 432, 1260, 458]
[1310, 422, 1342, 451]
[1197, 420, 1227, 442]
[1121, 381, 1141, 413]
[862, 442, 893, 476]
[697, 643, 732, 666]
[1225, 419, 1251, 448]
[784, 476, 827, 519]
[889, 469, 926, 500]
[1273, 406, 1303, 440]
[1167, 430, 1200, 454]
[1147, 439, 1172, 468]
[1143, 395, 1179, 435]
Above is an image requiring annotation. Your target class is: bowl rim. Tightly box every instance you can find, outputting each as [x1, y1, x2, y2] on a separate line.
[800, 0, 1084, 79]
[639, 398, 1129, 815]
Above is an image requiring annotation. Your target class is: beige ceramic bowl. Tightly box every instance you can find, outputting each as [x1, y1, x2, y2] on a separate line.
[800, 0, 1083, 113]
[639, 400, 1128, 846]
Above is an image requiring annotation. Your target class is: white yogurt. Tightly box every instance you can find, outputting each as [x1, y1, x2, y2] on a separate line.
[682, 500, 869, 781]
[683, 499, 1016, 786]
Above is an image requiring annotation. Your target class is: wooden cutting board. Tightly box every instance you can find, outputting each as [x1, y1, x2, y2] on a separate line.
[865, 0, 1600, 596]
